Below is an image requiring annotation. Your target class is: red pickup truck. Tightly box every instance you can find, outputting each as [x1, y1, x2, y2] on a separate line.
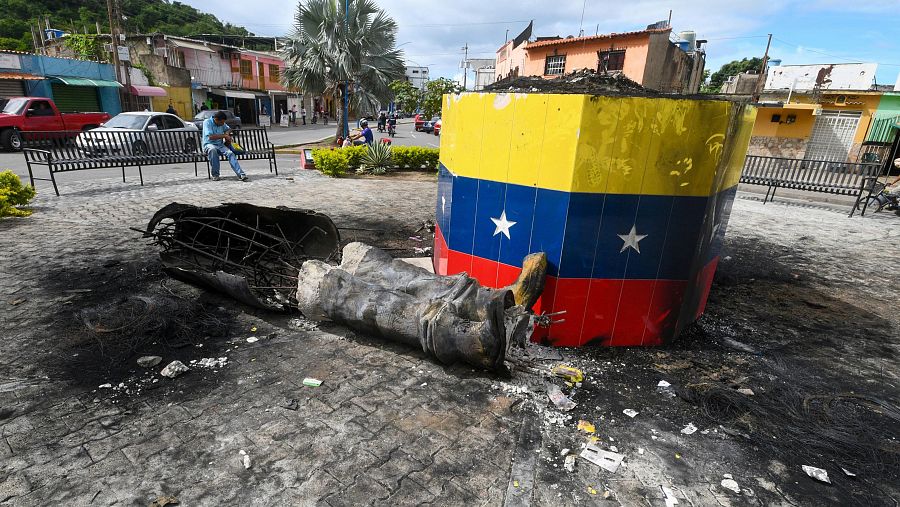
[0, 97, 111, 151]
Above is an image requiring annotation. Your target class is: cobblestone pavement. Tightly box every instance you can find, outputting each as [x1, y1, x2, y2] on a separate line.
[1, 158, 898, 505]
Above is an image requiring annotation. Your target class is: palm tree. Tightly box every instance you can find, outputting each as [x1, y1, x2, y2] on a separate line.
[282, 0, 405, 140]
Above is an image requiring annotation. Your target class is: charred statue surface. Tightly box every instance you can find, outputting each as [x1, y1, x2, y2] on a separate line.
[140, 202, 341, 311]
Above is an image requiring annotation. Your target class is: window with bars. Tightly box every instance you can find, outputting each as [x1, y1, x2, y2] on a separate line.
[269, 64, 280, 81]
[544, 55, 566, 76]
[240, 59, 252, 77]
[598, 50, 625, 72]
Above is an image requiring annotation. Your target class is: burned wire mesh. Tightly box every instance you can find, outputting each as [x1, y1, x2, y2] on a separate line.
[137, 203, 341, 310]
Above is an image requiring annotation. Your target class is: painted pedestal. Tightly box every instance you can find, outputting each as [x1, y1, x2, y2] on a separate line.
[432, 92, 756, 347]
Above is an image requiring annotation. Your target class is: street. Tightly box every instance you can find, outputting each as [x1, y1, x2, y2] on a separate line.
[0, 120, 436, 188]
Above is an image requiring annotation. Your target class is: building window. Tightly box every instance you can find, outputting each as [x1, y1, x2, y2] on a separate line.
[544, 55, 566, 76]
[598, 50, 625, 72]
[269, 64, 280, 81]
[240, 59, 252, 77]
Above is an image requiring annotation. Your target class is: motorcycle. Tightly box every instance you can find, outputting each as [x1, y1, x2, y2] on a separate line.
[856, 181, 900, 215]
[387, 121, 396, 137]
[377, 119, 386, 133]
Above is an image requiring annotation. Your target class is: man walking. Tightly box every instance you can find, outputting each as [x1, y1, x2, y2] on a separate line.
[203, 111, 248, 182]
[301, 106, 307, 125]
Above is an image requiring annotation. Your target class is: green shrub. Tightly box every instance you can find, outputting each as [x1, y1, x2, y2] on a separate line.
[358, 142, 393, 175]
[311, 149, 349, 177]
[343, 146, 367, 170]
[0, 170, 35, 218]
[392, 146, 440, 171]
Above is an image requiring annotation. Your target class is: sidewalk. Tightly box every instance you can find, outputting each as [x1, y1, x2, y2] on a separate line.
[0, 162, 897, 505]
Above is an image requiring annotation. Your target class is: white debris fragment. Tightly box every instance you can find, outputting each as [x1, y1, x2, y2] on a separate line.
[661, 485, 679, 507]
[638, 448, 645, 455]
[564, 454, 576, 472]
[195, 357, 228, 369]
[681, 423, 698, 435]
[547, 385, 576, 411]
[657, 380, 671, 388]
[136, 356, 162, 368]
[98, 383, 112, 389]
[841, 468, 856, 478]
[246, 336, 259, 343]
[737, 388, 755, 396]
[623, 409, 639, 418]
[239, 449, 252, 469]
[560, 448, 570, 457]
[580, 444, 624, 473]
[802, 465, 831, 484]
[160, 360, 189, 378]
[721, 477, 741, 494]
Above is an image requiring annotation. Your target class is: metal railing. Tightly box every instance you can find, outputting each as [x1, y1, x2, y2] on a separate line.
[740, 155, 883, 197]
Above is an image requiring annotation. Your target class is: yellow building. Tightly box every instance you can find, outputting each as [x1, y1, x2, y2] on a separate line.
[750, 90, 882, 162]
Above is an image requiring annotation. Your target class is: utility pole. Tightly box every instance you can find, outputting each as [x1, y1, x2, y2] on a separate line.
[461, 43, 468, 90]
[752, 33, 772, 103]
[342, 0, 349, 139]
[106, 0, 123, 85]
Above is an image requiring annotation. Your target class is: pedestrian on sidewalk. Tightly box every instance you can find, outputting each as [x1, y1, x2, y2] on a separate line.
[290, 105, 297, 126]
[202, 111, 248, 182]
[301, 107, 307, 125]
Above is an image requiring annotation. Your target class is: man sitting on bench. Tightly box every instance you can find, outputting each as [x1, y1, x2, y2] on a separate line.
[203, 111, 248, 182]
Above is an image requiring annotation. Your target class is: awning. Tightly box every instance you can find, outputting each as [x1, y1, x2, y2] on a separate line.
[129, 85, 167, 97]
[0, 72, 43, 80]
[223, 90, 257, 100]
[169, 39, 216, 53]
[48, 76, 123, 88]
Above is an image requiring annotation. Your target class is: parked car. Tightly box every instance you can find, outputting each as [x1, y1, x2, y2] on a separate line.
[76, 112, 199, 156]
[414, 114, 425, 131]
[0, 97, 110, 151]
[191, 109, 242, 131]
[421, 115, 440, 134]
[433, 118, 442, 136]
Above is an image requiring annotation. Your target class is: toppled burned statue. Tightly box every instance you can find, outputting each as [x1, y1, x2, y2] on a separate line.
[141, 203, 548, 371]
[298, 242, 547, 371]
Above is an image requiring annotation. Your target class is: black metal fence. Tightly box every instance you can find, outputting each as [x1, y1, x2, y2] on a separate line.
[740, 155, 883, 196]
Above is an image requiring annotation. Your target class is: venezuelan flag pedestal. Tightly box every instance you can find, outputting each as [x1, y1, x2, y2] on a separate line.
[432, 92, 756, 347]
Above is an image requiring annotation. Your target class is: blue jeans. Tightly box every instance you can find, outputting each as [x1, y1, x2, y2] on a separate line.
[205, 144, 245, 178]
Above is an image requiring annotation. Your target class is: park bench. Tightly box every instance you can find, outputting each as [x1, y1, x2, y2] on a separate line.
[22, 128, 277, 196]
[739, 155, 883, 216]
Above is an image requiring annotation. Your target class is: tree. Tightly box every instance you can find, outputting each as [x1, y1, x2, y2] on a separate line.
[389, 80, 420, 113]
[707, 57, 762, 93]
[420, 78, 463, 118]
[282, 0, 406, 140]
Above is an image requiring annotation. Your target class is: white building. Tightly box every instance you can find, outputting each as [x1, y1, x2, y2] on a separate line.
[405, 66, 429, 90]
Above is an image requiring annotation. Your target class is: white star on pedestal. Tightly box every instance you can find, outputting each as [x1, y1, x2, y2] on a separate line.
[490, 210, 517, 239]
[618, 225, 648, 254]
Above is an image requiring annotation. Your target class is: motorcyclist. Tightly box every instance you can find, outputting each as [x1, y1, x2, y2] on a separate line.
[387, 113, 397, 136]
[377, 111, 387, 132]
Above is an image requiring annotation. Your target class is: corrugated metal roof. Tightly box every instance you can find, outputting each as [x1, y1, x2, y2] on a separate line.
[525, 28, 670, 49]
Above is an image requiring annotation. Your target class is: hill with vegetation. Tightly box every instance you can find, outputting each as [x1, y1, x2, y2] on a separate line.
[0, 0, 251, 51]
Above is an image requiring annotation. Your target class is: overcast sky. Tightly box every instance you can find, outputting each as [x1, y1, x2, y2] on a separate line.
[181, 0, 900, 87]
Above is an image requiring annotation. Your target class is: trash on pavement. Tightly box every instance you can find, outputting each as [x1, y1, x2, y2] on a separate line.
[149, 496, 179, 507]
[580, 443, 624, 473]
[551, 364, 584, 384]
[623, 409, 638, 418]
[246, 336, 259, 343]
[564, 454, 576, 472]
[720, 475, 740, 493]
[802, 465, 831, 484]
[239, 449, 252, 469]
[841, 467, 856, 478]
[303, 377, 322, 387]
[136, 356, 162, 368]
[160, 360, 189, 378]
[577, 420, 596, 434]
[661, 485, 678, 507]
[547, 385, 576, 411]
[736, 388, 754, 396]
[681, 423, 698, 435]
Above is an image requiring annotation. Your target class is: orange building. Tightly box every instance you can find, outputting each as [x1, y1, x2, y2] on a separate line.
[495, 26, 706, 94]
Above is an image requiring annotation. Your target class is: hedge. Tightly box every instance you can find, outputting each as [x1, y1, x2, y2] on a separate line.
[310, 146, 440, 177]
[0, 170, 35, 218]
